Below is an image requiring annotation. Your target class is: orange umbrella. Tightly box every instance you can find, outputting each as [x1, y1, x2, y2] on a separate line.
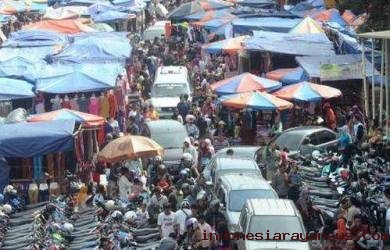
[28, 108, 105, 127]
[98, 135, 164, 163]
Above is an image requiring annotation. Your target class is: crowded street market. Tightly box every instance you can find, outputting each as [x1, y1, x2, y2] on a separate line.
[0, 0, 389, 249]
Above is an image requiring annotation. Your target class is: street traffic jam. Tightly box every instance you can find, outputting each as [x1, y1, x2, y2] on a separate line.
[0, 0, 389, 249]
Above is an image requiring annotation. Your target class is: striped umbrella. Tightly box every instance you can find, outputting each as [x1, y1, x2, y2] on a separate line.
[202, 35, 248, 55]
[211, 72, 282, 95]
[273, 81, 342, 102]
[219, 91, 293, 111]
[265, 67, 309, 85]
[28, 108, 105, 127]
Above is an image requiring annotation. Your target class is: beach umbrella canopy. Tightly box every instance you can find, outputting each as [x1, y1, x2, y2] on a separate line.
[98, 135, 164, 163]
[265, 67, 309, 85]
[219, 91, 293, 111]
[211, 72, 282, 95]
[273, 81, 342, 102]
[0, 78, 35, 101]
[168, 0, 232, 20]
[202, 35, 247, 54]
[28, 108, 105, 127]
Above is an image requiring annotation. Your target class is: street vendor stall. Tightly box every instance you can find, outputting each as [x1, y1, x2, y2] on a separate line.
[0, 120, 75, 203]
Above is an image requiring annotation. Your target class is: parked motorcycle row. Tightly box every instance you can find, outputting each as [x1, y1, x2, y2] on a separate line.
[293, 145, 390, 244]
[0, 181, 162, 250]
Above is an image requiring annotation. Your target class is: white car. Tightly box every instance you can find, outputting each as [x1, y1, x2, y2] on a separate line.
[142, 21, 169, 41]
[150, 66, 191, 118]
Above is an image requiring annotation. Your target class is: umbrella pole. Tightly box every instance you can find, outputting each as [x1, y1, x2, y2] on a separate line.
[361, 41, 370, 118]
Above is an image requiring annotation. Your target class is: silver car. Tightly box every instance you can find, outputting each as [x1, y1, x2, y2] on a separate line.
[270, 126, 338, 156]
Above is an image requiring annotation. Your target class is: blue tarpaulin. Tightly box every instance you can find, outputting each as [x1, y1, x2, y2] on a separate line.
[253, 30, 330, 43]
[0, 120, 75, 157]
[49, 36, 132, 63]
[2, 30, 68, 48]
[244, 33, 335, 56]
[0, 57, 44, 81]
[0, 46, 56, 61]
[88, 2, 118, 15]
[92, 10, 133, 23]
[0, 78, 35, 101]
[36, 63, 123, 93]
[232, 17, 302, 34]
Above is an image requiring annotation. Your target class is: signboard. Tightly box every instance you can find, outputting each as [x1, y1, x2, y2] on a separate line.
[320, 62, 362, 81]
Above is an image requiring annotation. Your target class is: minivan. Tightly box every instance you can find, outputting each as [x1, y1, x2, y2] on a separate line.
[150, 66, 191, 118]
[142, 21, 169, 41]
[214, 173, 278, 234]
[142, 120, 188, 171]
[237, 198, 310, 250]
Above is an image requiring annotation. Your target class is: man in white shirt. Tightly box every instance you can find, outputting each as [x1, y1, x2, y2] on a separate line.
[158, 203, 176, 239]
[117, 167, 133, 202]
[174, 200, 192, 245]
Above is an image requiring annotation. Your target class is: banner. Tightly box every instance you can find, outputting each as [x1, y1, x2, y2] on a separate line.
[320, 62, 362, 81]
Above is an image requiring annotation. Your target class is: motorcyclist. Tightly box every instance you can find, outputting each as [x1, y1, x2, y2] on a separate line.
[180, 153, 200, 179]
[176, 168, 195, 189]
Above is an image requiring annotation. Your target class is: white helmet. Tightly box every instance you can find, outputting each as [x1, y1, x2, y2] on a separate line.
[312, 150, 321, 160]
[62, 223, 74, 233]
[154, 155, 162, 162]
[182, 153, 193, 162]
[4, 185, 14, 194]
[2, 204, 12, 214]
[111, 210, 123, 221]
[105, 200, 115, 211]
[124, 211, 137, 222]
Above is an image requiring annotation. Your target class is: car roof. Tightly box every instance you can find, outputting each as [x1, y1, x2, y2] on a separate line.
[154, 66, 188, 85]
[146, 120, 186, 133]
[214, 157, 258, 170]
[216, 146, 261, 159]
[245, 199, 298, 216]
[220, 173, 270, 191]
[281, 126, 335, 136]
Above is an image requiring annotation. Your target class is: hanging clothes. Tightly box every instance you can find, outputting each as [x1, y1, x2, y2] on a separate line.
[46, 154, 54, 178]
[88, 96, 100, 115]
[70, 98, 80, 111]
[38, 182, 49, 202]
[34, 94, 45, 114]
[28, 182, 39, 204]
[108, 93, 118, 118]
[33, 156, 43, 180]
[21, 158, 32, 179]
[74, 136, 82, 163]
[87, 131, 94, 161]
[62, 99, 71, 109]
[51, 97, 62, 111]
[78, 96, 88, 113]
[99, 94, 110, 119]
[55, 153, 62, 178]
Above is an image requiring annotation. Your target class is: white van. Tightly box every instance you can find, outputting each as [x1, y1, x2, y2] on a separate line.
[142, 21, 169, 41]
[150, 66, 191, 118]
[237, 199, 310, 250]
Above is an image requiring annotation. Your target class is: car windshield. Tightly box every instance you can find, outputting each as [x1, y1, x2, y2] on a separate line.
[217, 160, 257, 171]
[249, 216, 305, 239]
[152, 84, 187, 97]
[274, 133, 303, 152]
[229, 190, 278, 211]
[151, 130, 187, 149]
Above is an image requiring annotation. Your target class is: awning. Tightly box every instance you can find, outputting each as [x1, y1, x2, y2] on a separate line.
[0, 120, 75, 157]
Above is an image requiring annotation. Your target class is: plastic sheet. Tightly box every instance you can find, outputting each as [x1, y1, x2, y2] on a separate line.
[4, 108, 28, 124]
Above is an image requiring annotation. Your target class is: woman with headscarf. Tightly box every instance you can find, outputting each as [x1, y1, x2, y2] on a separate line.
[185, 114, 200, 139]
